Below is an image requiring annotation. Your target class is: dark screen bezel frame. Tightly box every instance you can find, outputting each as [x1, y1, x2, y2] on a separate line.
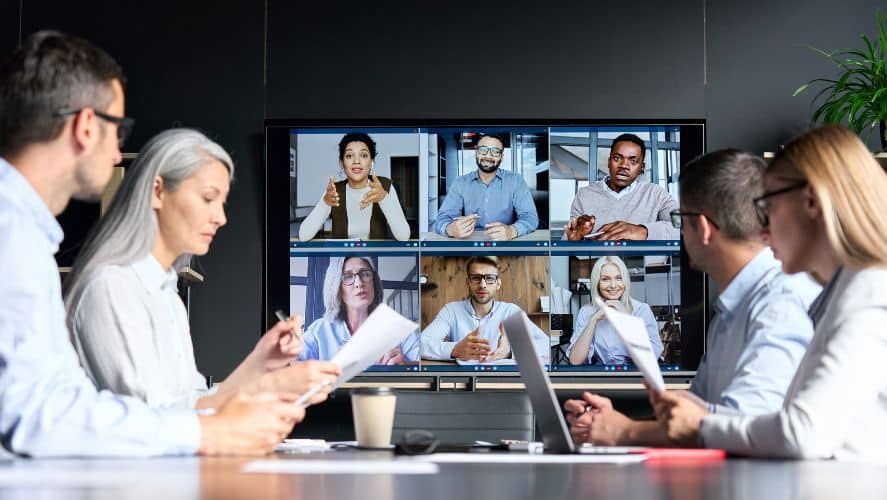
[264, 118, 708, 377]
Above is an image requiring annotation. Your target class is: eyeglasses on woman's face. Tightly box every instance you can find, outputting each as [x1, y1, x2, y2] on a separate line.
[752, 180, 808, 227]
[342, 268, 374, 286]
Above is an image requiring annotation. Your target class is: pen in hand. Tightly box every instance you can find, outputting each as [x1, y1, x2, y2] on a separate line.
[274, 309, 303, 344]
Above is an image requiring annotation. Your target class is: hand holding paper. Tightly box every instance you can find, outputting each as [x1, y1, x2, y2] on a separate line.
[594, 297, 665, 393]
[329, 304, 418, 388]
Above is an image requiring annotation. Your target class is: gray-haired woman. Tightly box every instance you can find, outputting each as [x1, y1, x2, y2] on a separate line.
[65, 128, 339, 411]
[299, 256, 419, 363]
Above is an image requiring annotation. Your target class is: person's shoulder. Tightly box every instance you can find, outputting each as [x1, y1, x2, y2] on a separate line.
[631, 299, 653, 313]
[74, 264, 142, 311]
[637, 181, 672, 197]
[758, 269, 821, 309]
[834, 267, 887, 309]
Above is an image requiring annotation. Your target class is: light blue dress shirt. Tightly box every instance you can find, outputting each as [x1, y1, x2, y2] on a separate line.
[690, 248, 820, 415]
[0, 158, 200, 457]
[298, 317, 420, 363]
[433, 169, 539, 237]
[567, 299, 663, 365]
[420, 300, 549, 361]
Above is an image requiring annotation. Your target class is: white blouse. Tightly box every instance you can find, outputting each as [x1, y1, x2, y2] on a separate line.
[298, 183, 411, 241]
[700, 267, 887, 463]
[70, 254, 211, 409]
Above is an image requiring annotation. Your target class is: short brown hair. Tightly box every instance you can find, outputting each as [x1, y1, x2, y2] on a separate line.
[465, 255, 500, 275]
[679, 149, 766, 241]
[0, 31, 125, 156]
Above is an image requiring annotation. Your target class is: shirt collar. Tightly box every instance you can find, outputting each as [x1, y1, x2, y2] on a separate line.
[600, 176, 639, 198]
[0, 157, 64, 250]
[808, 267, 843, 326]
[470, 169, 503, 183]
[462, 298, 500, 320]
[131, 254, 179, 293]
[715, 248, 779, 316]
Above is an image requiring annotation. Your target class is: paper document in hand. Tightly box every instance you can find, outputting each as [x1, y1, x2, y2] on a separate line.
[594, 298, 665, 393]
[331, 303, 418, 387]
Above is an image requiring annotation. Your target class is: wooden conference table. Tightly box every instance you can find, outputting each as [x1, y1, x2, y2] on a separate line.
[1, 449, 885, 499]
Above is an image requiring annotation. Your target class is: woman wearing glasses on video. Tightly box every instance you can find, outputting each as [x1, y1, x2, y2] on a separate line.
[298, 133, 411, 241]
[299, 256, 420, 364]
[567, 255, 663, 365]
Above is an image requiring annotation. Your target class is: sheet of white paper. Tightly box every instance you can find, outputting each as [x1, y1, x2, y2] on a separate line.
[414, 453, 645, 464]
[243, 460, 438, 475]
[331, 304, 418, 387]
[595, 297, 666, 393]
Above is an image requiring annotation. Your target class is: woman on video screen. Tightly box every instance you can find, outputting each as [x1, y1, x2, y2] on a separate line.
[300, 256, 418, 364]
[298, 133, 411, 241]
[567, 255, 663, 365]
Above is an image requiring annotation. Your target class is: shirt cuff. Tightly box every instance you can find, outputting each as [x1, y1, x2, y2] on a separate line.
[158, 409, 202, 455]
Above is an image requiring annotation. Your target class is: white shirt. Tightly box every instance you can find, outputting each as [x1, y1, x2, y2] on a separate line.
[700, 267, 887, 463]
[70, 255, 211, 409]
[298, 183, 411, 241]
[0, 157, 199, 457]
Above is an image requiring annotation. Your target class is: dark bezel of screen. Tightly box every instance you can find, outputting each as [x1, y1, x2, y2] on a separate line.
[264, 119, 708, 377]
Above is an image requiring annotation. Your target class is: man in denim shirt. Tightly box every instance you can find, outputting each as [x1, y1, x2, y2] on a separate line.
[433, 133, 539, 240]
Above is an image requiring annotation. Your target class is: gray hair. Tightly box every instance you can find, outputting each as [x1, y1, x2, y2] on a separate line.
[323, 256, 383, 322]
[589, 255, 634, 314]
[63, 128, 234, 317]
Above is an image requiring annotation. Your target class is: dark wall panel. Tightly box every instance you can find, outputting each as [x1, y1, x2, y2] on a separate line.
[22, 1, 265, 379]
[0, 0, 19, 55]
[706, 0, 886, 154]
[267, 1, 706, 120]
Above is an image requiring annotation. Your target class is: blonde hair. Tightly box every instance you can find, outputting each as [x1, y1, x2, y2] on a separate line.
[768, 125, 887, 269]
[589, 256, 633, 314]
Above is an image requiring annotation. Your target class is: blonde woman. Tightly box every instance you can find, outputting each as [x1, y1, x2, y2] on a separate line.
[567, 255, 663, 365]
[657, 126, 887, 462]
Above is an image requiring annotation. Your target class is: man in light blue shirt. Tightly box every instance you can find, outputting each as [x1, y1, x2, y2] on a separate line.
[564, 149, 819, 446]
[421, 256, 549, 362]
[0, 31, 299, 457]
[433, 134, 539, 240]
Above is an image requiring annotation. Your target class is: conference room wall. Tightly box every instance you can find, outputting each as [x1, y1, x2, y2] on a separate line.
[4, 0, 882, 384]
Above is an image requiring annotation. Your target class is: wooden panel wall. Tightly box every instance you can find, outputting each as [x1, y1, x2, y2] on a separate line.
[420, 256, 549, 333]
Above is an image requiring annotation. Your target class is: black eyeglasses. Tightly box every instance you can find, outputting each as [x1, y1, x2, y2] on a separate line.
[342, 269, 374, 286]
[54, 108, 135, 149]
[476, 145, 503, 157]
[670, 210, 720, 230]
[468, 273, 499, 285]
[752, 180, 808, 227]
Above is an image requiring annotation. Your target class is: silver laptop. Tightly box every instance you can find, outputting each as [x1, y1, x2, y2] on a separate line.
[503, 312, 642, 455]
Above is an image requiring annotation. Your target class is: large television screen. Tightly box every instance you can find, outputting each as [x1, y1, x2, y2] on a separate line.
[265, 120, 706, 378]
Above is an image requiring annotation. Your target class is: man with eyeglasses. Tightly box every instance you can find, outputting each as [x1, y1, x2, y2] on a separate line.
[421, 256, 549, 362]
[564, 133, 679, 241]
[433, 133, 539, 240]
[565, 149, 820, 447]
[0, 31, 302, 457]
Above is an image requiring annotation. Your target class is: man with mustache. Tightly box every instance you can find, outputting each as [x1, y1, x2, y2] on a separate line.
[563, 133, 679, 241]
[433, 133, 539, 240]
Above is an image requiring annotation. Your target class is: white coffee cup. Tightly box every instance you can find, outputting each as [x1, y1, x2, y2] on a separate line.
[351, 387, 397, 448]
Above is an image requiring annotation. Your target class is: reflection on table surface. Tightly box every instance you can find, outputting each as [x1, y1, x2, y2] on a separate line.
[1, 450, 886, 500]
[420, 230, 550, 242]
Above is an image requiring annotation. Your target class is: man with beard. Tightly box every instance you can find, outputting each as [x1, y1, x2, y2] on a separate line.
[421, 256, 548, 361]
[433, 133, 539, 240]
[564, 133, 679, 241]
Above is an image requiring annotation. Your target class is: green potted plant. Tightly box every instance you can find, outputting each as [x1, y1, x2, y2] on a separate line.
[794, 11, 887, 151]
